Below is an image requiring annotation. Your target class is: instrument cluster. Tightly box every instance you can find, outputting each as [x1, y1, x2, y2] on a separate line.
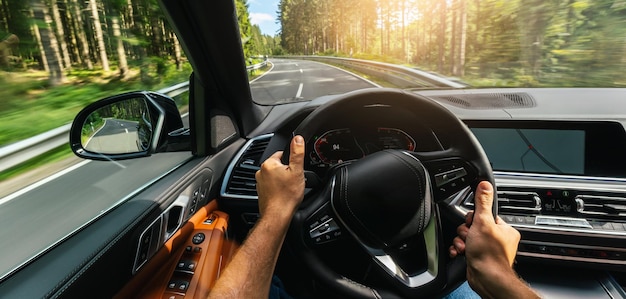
[308, 127, 417, 175]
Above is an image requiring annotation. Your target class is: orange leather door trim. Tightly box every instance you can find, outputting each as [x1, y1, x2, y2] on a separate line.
[115, 200, 237, 299]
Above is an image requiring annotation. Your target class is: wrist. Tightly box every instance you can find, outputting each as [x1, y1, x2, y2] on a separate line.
[468, 265, 539, 299]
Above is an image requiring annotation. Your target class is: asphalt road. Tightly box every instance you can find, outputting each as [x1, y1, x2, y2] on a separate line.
[84, 119, 142, 153]
[251, 59, 378, 104]
[0, 59, 377, 280]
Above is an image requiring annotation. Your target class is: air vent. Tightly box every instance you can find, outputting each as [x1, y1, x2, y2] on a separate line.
[462, 190, 541, 214]
[497, 191, 542, 213]
[221, 134, 273, 199]
[575, 194, 626, 219]
[431, 92, 536, 109]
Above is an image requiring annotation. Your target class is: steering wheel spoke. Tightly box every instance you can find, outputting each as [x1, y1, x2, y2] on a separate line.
[285, 88, 495, 298]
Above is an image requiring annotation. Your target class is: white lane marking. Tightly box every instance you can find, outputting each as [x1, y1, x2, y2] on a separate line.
[125, 128, 128, 134]
[300, 69, 303, 73]
[296, 83, 304, 98]
[0, 160, 92, 206]
[249, 60, 275, 84]
[305, 60, 382, 88]
[295, 63, 298, 67]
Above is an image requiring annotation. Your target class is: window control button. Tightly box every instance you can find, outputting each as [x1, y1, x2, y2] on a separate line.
[178, 281, 189, 291]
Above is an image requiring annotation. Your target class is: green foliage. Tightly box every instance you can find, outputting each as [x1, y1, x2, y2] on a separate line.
[0, 61, 192, 146]
[278, 0, 626, 87]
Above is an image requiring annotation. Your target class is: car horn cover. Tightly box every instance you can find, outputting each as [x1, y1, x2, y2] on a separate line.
[331, 149, 432, 249]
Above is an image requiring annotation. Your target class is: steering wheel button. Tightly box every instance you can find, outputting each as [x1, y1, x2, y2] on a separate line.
[318, 223, 330, 233]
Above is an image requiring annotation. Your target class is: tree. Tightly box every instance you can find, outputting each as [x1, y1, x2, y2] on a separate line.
[31, 0, 65, 86]
[89, 0, 109, 71]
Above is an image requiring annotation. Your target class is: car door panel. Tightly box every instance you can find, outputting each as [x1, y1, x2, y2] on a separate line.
[0, 139, 245, 298]
[115, 204, 236, 299]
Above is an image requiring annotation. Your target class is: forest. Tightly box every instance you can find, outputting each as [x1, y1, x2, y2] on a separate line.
[0, 0, 276, 86]
[0, 0, 277, 148]
[278, 0, 626, 87]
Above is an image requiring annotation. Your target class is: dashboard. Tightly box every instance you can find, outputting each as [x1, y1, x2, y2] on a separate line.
[220, 88, 626, 297]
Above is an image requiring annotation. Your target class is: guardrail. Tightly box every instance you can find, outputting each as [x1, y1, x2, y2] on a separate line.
[246, 60, 267, 71]
[0, 82, 191, 173]
[0, 60, 270, 173]
[281, 56, 466, 89]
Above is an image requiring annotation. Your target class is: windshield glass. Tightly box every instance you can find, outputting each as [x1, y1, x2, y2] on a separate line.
[246, 0, 626, 104]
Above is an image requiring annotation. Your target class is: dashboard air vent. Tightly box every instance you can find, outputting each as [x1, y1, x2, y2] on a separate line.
[221, 134, 273, 199]
[462, 190, 541, 214]
[575, 194, 626, 219]
[431, 92, 536, 109]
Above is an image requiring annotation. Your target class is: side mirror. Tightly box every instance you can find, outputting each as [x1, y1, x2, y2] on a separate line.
[69, 91, 190, 160]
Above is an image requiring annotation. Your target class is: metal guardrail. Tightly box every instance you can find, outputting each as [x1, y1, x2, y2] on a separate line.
[0, 60, 270, 173]
[246, 61, 267, 71]
[0, 82, 191, 173]
[282, 56, 466, 89]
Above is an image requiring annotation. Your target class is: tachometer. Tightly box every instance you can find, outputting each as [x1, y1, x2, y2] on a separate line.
[313, 128, 364, 165]
[376, 128, 416, 151]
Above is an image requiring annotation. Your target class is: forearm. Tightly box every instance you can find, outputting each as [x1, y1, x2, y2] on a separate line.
[468, 266, 541, 299]
[208, 213, 291, 298]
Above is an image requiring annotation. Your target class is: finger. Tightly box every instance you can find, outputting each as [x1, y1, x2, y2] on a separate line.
[289, 135, 305, 170]
[473, 181, 495, 224]
[449, 246, 459, 258]
[456, 224, 469, 240]
[452, 236, 466, 254]
[465, 211, 474, 226]
[260, 151, 284, 171]
[495, 216, 505, 224]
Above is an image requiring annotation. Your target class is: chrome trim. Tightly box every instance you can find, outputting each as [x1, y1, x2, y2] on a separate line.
[330, 154, 439, 288]
[494, 171, 626, 193]
[133, 215, 163, 273]
[220, 134, 274, 200]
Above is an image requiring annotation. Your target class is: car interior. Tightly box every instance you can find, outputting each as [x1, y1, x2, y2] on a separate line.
[0, 0, 625, 298]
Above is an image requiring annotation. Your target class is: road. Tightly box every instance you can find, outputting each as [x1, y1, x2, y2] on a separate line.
[251, 59, 378, 104]
[0, 59, 377, 280]
[84, 119, 142, 153]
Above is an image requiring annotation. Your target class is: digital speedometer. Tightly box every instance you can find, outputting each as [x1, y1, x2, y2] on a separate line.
[376, 128, 416, 151]
[313, 128, 364, 165]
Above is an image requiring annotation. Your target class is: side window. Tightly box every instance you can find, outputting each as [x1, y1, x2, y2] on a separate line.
[0, 0, 191, 280]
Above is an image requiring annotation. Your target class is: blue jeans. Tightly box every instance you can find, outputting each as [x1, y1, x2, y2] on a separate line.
[269, 276, 480, 298]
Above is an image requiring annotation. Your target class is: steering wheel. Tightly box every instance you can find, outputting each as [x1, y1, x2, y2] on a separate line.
[284, 88, 496, 298]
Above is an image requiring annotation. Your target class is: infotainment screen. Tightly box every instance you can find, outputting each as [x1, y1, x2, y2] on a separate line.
[470, 128, 585, 175]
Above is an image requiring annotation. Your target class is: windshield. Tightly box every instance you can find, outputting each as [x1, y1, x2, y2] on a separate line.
[246, 0, 626, 104]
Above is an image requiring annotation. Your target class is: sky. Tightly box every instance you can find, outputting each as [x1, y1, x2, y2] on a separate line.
[248, 0, 281, 36]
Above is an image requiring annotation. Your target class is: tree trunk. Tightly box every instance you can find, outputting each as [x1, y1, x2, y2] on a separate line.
[456, 0, 467, 77]
[89, 0, 109, 71]
[31, 21, 49, 72]
[450, 0, 457, 75]
[112, 17, 128, 78]
[50, 0, 71, 70]
[438, 0, 446, 73]
[71, 0, 93, 69]
[32, 0, 65, 86]
[173, 32, 182, 71]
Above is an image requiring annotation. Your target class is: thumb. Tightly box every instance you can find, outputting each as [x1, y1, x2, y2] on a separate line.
[473, 181, 495, 224]
[289, 135, 305, 170]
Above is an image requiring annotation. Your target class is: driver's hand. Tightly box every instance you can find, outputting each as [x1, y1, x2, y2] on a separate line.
[449, 181, 522, 295]
[255, 135, 306, 221]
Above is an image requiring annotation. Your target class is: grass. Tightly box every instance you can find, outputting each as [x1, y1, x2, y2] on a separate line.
[0, 61, 193, 147]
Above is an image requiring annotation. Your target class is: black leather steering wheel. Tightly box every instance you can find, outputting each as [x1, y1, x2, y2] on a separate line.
[284, 88, 496, 298]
